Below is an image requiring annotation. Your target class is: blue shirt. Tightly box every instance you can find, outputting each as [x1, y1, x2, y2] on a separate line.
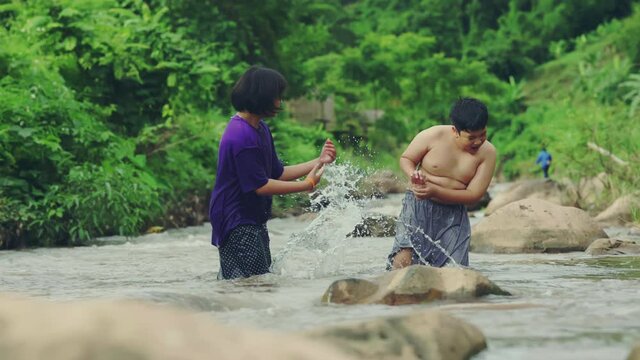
[208, 115, 284, 247]
[536, 150, 552, 168]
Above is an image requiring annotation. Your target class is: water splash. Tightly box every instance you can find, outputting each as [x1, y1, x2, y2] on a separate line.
[271, 162, 368, 278]
[272, 162, 462, 278]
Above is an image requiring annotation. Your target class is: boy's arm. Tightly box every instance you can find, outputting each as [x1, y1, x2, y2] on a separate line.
[400, 130, 432, 178]
[427, 146, 496, 205]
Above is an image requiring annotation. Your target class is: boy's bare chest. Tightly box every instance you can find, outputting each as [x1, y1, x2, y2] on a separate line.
[420, 145, 480, 184]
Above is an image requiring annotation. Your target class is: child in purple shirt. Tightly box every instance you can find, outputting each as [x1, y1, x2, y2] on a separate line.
[209, 66, 336, 280]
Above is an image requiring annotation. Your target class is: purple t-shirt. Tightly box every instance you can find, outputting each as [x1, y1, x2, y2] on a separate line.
[209, 115, 284, 247]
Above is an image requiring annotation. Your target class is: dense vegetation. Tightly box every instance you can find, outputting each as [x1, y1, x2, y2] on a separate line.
[1, 0, 638, 248]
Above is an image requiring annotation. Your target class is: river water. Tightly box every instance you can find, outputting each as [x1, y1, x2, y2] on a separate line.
[1, 166, 639, 360]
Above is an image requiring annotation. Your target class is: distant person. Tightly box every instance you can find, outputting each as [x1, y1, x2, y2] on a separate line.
[536, 147, 552, 178]
[387, 98, 496, 269]
[209, 66, 337, 280]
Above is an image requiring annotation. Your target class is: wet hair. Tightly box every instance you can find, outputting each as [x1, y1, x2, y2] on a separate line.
[449, 97, 488, 132]
[231, 66, 287, 117]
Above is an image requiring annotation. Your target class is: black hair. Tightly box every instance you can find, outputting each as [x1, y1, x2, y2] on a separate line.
[231, 66, 287, 117]
[449, 97, 488, 132]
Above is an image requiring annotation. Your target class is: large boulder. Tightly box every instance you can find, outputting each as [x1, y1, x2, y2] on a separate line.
[321, 265, 509, 305]
[472, 199, 607, 253]
[585, 238, 640, 256]
[594, 195, 640, 226]
[0, 294, 353, 360]
[309, 311, 486, 360]
[485, 179, 573, 215]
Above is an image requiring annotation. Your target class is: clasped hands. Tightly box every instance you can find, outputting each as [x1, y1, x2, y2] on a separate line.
[410, 169, 435, 200]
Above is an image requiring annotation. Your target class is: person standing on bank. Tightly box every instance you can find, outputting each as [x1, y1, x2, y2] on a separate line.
[536, 147, 552, 179]
[209, 66, 337, 280]
[387, 98, 496, 270]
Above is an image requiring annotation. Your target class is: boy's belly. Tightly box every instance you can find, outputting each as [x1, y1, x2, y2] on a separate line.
[420, 168, 467, 190]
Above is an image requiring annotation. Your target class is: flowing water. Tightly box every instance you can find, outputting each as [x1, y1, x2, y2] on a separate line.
[1, 164, 639, 359]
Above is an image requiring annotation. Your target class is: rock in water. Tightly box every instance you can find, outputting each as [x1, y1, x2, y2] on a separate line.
[308, 310, 487, 360]
[321, 265, 509, 305]
[472, 199, 607, 253]
[0, 294, 354, 360]
[585, 238, 640, 255]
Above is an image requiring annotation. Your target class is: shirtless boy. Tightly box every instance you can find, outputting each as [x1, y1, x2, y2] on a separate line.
[387, 97, 496, 269]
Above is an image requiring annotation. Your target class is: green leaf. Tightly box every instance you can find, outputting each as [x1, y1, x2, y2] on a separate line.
[167, 73, 177, 87]
[62, 37, 77, 51]
[11, 126, 36, 138]
[59, 8, 81, 18]
[129, 154, 147, 167]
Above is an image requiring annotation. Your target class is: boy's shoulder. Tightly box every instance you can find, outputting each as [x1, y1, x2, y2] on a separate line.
[417, 125, 449, 138]
[478, 140, 496, 160]
[424, 125, 450, 133]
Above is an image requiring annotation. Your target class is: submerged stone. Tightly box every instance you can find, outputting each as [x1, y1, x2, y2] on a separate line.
[308, 310, 487, 360]
[321, 265, 509, 305]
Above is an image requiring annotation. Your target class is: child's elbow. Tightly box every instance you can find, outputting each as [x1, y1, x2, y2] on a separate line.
[465, 192, 485, 205]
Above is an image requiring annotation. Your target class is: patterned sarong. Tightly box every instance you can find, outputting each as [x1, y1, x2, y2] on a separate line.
[218, 224, 272, 280]
[386, 191, 470, 269]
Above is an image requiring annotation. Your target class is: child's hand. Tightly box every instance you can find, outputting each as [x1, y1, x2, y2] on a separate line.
[318, 138, 337, 164]
[412, 182, 434, 200]
[410, 169, 426, 185]
[305, 163, 325, 191]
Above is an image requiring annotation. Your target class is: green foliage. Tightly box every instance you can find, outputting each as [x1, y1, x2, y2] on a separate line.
[611, 7, 640, 64]
[495, 12, 640, 199]
[620, 73, 640, 118]
[2, 0, 639, 247]
[29, 160, 162, 245]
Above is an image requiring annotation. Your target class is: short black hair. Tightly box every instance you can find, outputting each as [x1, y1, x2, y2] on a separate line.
[231, 66, 287, 117]
[449, 97, 488, 132]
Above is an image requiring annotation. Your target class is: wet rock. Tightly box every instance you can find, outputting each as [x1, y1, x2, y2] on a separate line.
[350, 214, 397, 237]
[0, 294, 354, 360]
[594, 195, 640, 226]
[629, 343, 640, 360]
[485, 179, 574, 215]
[472, 199, 607, 253]
[308, 310, 486, 360]
[321, 265, 509, 305]
[585, 238, 640, 256]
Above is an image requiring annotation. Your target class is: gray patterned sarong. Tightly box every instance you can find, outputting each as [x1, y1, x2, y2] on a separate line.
[386, 191, 470, 269]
